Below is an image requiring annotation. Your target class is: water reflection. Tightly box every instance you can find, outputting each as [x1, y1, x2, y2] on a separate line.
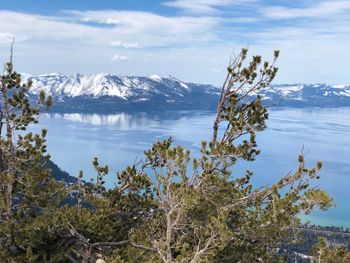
[48, 111, 214, 129]
[52, 112, 159, 128]
[32, 108, 350, 227]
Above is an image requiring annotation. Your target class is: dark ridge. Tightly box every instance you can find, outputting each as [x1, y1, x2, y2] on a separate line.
[44, 160, 78, 185]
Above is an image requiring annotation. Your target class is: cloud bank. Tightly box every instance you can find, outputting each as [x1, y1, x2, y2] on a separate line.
[0, 0, 349, 85]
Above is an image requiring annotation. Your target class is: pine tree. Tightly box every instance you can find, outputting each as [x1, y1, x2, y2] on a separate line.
[311, 237, 350, 263]
[0, 46, 344, 262]
[0, 43, 66, 261]
[107, 48, 333, 262]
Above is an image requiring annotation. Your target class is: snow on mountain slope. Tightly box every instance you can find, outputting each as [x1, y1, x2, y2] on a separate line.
[256, 83, 350, 105]
[24, 73, 350, 112]
[27, 73, 210, 100]
[25, 73, 220, 112]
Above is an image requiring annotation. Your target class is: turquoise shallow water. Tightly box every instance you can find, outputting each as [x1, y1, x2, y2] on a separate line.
[30, 108, 350, 227]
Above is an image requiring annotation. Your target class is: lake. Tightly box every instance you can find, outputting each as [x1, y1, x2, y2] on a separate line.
[31, 108, 350, 227]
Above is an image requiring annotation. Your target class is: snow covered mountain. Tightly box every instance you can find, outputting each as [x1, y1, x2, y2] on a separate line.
[25, 73, 220, 112]
[256, 83, 350, 107]
[25, 73, 350, 112]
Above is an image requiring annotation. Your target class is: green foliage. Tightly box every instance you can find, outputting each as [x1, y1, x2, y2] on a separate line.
[0, 46, 66, 261]
[311, 237, 350, 262]
[0, 47, 342, 263]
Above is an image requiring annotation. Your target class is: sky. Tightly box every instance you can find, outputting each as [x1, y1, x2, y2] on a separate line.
[0, 0, 349, 85]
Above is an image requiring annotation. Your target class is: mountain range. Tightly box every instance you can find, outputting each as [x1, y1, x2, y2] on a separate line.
[24, 73, 350, 112]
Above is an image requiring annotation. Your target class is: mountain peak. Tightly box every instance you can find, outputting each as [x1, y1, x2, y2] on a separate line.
[148, 74, 163, 82]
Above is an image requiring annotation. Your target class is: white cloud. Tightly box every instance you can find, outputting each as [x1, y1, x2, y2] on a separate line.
[261, 1, 350, 19]
[0, 32, 27, 44]
[0, 2, 349, 85]
[163, 0, 256, 14]
[163, 0, 232, 13]
[0, 10, 218, 49]
[111, 54, 130, 61]
[0, 11, 107, 44]
[0, 32, 14, 43]
[67, 10, 219, 47]
[0, 10, 222, 81]
[110, 40, 141, 48]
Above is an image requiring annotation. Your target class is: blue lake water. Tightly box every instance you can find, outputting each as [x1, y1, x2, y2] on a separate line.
[31, 108, 350, 227]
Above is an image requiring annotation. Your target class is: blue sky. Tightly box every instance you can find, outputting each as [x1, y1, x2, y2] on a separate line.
[0, 0, 349, 85]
